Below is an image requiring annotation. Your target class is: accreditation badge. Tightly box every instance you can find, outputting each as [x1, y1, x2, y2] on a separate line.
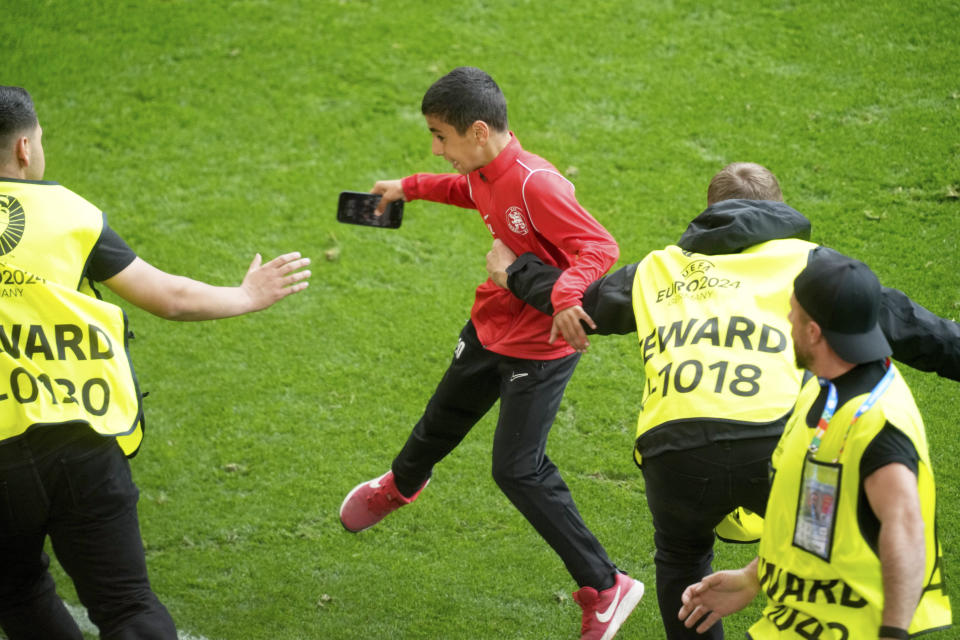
[793, 455, 842, 561]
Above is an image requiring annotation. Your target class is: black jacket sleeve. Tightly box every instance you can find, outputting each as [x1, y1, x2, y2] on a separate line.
[504, 253, 558, 316]
[807, 246, 960, 381]
[879, 286, 960, 381]
[508, 246, 960, 378]
[505, 253, 638, 335]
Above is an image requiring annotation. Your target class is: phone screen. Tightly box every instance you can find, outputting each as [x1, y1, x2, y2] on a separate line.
[337, 191, 403, 229]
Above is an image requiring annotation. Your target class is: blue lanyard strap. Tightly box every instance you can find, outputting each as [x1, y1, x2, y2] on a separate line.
[808, 359, 894, 458]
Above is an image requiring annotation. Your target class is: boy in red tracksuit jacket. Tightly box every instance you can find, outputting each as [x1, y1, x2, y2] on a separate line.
[339, 67, 643, 640]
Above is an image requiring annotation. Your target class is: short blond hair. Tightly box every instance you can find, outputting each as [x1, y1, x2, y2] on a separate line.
[707, 162, 783, 205]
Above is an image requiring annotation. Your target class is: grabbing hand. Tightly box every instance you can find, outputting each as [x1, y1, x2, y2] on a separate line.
[241, 252, 311, 311]
[550, 306, 596, 353]
[486, 239, 517, 288]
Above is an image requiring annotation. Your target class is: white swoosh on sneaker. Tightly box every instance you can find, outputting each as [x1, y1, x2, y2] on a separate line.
[596, 585, 621, 624]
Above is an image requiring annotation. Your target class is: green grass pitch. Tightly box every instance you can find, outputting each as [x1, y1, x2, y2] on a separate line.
[3, 1, 959, 638]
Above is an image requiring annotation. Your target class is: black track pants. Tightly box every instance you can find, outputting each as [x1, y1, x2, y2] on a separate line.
[392, 321, 618, 589]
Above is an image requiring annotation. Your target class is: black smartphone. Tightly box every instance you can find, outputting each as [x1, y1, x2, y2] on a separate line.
[337, 191, 403, 229]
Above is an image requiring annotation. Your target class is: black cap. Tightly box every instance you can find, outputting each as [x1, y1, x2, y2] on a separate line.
[793, 250, 892, 364]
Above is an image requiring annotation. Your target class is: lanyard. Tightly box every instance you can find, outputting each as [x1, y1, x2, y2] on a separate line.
[808, 358, 894, 461]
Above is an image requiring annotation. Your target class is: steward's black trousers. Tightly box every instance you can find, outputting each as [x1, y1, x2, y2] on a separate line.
[392, 321, 618, 590]
[641, 436, 779, 640]
[0, 423, 177, 640]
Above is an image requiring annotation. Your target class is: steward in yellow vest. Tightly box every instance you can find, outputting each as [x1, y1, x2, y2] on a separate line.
[679, 252, 951, 640]
[489, 162, 960, 640]
[0, 179, 144, 454]
[629, 237, 812, 462]
[756, 365, 950, 638]
[0, 85, 311, 640]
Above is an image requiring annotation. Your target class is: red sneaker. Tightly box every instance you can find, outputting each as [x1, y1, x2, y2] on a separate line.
[572, 573, 644, 640]
[339, 470, 428, 533]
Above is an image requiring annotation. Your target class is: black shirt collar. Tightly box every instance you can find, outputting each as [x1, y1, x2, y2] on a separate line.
[805, 359, 889, 428]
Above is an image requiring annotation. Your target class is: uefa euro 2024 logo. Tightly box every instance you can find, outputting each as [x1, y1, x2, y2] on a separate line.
[656, 258, 743, 304]
[0, 195, 26, 256]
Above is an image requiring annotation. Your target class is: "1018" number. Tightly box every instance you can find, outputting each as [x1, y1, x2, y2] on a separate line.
[650, 359, 761, 398]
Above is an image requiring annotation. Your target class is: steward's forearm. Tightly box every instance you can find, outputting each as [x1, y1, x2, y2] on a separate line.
[506, 253, 638, 335]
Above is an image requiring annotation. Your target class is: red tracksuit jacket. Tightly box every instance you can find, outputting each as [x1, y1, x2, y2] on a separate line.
[401, 134, 619, 359]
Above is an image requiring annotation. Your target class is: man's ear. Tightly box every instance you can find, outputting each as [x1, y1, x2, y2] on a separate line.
[14, 135, 30, 168]
[807, 319, 825, 346]
[471, 120, 490, 146]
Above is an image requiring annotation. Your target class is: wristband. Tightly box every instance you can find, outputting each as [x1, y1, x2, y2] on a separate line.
[878, 626, 909, 639]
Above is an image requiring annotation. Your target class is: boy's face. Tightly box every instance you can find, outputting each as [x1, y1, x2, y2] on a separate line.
[425, 115, 486, 175]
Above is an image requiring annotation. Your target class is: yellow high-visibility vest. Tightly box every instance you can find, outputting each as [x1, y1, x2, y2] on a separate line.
[753, 367, 951, 638]
[0, 180, 143, 454]
[630, 238, 813, 463]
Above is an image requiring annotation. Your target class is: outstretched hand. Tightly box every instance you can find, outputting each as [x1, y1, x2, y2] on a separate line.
[241, 252, 311, 311]
[678, 564, 760, 634]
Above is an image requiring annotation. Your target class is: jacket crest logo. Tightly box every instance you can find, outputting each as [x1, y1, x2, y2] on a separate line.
[505, 206, 529, 236]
